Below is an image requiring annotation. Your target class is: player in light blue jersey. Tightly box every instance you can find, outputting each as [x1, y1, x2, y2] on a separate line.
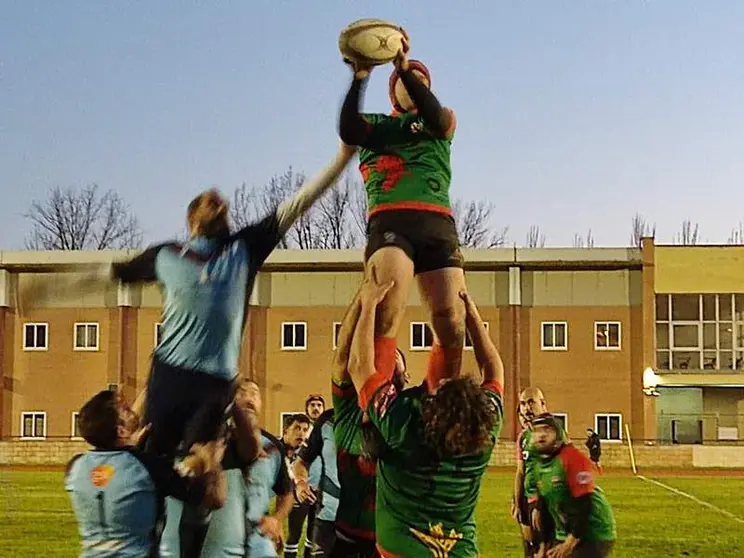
[294, 409, 340, 556]
[65, 390, 226, 558]
[161, 378, 293, 558]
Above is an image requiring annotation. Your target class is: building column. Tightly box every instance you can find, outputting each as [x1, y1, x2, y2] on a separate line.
[0, 270, 8, 438]
[509, 266, 522, 440]
[638, 237, 658, 442]
[117, 283, 139, 404]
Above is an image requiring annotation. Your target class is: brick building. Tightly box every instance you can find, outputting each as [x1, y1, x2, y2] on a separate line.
[1, 239, 742, 445]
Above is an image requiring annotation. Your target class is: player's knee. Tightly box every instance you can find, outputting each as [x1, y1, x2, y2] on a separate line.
[431, 304, 466, 347]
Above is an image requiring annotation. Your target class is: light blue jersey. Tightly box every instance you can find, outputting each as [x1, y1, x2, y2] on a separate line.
[160, 433, 290, 558]
[65, 449, 204, 558]
[297, 410, 340, 523]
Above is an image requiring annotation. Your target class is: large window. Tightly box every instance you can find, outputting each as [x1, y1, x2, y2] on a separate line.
[541, 322, 568, 351]
[595, 414, 622, 442]
[655, 294, 744, 370]
[410, 322, 434, 351]
[281, 322, 307, 350]
[74, 323, 99, 351]
[21, 412, 47, 439]
[23, 323, 48, 351]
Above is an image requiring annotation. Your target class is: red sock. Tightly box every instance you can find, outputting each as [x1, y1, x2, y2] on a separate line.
[374, 336, 398, 381]
[425, 344, 447, 392]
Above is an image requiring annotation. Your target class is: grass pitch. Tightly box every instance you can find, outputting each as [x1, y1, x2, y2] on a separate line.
[1, 468, 743, 557]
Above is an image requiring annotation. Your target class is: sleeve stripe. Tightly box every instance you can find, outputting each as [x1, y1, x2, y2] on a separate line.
[481, 380, 504, 397]
[358, 371, 390, 410]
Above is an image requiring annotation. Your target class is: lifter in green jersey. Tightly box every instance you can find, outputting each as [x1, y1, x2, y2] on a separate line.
[527, 414, 616, 558]
[330, 288, 409, 557]
[339, 30, 466, 388]
[348, 270, 505, 558]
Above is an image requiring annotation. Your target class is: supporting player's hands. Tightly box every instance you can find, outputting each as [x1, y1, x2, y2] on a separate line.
[294, 479, 317, 505]
[510, 499, 520, 521]
[394, 28, 411, 72]
[259, 515, 284, 548]
[128, 423, 151, 448]
[530, 507, 542, 532]
[360, 266, 394, 308]
[547, 535, 578, 558]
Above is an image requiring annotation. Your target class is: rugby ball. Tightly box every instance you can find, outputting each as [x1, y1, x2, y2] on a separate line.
[339, 19, 406, 66]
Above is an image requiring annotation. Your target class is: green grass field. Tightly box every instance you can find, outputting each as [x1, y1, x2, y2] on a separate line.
[2, 469, 743, 557]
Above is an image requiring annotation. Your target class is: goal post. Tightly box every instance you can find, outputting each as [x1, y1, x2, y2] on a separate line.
[625, 423, 638, 475]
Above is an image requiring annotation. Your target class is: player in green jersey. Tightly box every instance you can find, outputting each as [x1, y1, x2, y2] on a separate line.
[347, 271, 504, 558]
[330, 288, 409, 558]
[339, 31, 466, 389]
[527, 414, 616, 558]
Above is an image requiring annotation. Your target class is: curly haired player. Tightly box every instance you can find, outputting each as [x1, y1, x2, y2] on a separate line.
[339, 32, 465, 392]
[347, 274, 504, 558]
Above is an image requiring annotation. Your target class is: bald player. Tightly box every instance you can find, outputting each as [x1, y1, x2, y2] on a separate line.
[513, 387, 548, 558]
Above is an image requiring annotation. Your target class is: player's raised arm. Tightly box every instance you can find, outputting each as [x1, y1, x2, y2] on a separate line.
[332, 289, 363, 385]
[393, 40, 454, 138]
[348, 269, 394, 394]
[339, 60, 374, 146]
[234, 143, 357, 269]
[460, 291, 504, 388]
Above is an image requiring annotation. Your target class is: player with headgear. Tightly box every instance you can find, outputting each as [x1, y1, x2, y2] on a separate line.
[338, 29, 465, 393]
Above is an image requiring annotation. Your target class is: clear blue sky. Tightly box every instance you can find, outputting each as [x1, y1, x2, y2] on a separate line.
[3, 1, 744, 248]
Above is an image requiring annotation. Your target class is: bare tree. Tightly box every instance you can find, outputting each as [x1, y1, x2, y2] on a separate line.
[674, 219, 699, 246]
[25, 184, 142, 250]
[348, 179, 368, 242]
[728, 222, 744, 245]
[572, 229, 595, 248]
[525, 225, 546, 248]
[452, 199, 508, 248]
[230, 181, 259, 229]
[630, 213, 656, 248]
[316, 175, 362, 249]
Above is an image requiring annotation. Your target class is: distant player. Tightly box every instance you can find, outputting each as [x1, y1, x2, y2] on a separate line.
[514, 387, 548, 557]
[348, 275, 504, 557]
[339, 32, 466, 386]
[160, 378, 293, 557]
[286, 396, 326, 558]
[330, 288, 409, 558]
[528, 414, 617, 558]
[65, 390, 226, 557]
[585, 429, 603, 474]
[283, 414, 314, 558]
[294, 408, 341, 556]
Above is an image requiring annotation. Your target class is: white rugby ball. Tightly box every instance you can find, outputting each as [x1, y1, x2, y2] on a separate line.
[339, 19, 406, 66]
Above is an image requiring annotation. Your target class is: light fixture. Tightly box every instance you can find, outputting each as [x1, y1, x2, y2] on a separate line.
[643, 367, 660, 397]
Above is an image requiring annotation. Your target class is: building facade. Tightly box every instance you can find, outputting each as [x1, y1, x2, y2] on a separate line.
[1, 239, 742, 445]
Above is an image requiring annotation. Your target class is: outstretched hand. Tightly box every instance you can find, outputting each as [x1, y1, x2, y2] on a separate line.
[344, 57, 373, 80]
[394, 29, 411, 72]
[360, 266, 394, 307]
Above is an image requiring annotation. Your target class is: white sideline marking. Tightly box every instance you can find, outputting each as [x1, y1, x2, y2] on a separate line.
[637, 475, 744, 525]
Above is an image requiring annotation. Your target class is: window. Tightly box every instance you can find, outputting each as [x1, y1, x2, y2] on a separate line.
[595, 322, 621, 350]
[410, 322, 434, 351]
[155, 322, 163, 346]
[23, 323, 48, 351]
[71, 412, 81, 439]
[332, 322, 342, 350]
[553, 413, 568, 434]
[74, 323, 99, 351]
[541, 322, 567, 351]
[281, 322, 307, 350]
[21, 412, 46, 439]
[464, 322, 490, 350]
[595, 414, 622, 442]
[655, 294, 743, 371]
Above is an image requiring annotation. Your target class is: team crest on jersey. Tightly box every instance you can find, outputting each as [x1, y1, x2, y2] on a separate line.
[410, 523, 463, 557]
[90, 465, 115, 487]
[576, 471, 592, 486]
[552, 475, 562, 487]
[410, 120, 424, 134]
[373, 383, 398, 419]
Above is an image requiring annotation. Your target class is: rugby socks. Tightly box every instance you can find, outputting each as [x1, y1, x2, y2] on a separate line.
[425, 343, 447, 392]
[374, 336, 398, 380]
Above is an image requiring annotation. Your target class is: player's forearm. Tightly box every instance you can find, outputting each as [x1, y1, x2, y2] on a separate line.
[201, 470, 228, 510]
[348, 299, 378, 392]
[292, 459, 310, 485]
[398, 69, 452, 135]
[466, 314, 504, 386]
[567, 494, 592, 541]
[339, 77, 370, 145]
[513, 468, 525, 501]
[131, 388, 147, 424]
[274, 147, 355, 237]
[332, 290, 363, 383]
[274, 493, 294, 521]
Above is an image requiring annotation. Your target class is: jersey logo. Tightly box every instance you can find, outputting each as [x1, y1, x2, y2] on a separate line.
[410, 120, 424, 134]
[576, 471, 592, 486]
[90, 465, 115, 488]
[373, 383, 398, 419]
[522, 450, 530, 461]
[374, 154, 407, 192]
[410, 523, 463, 557]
